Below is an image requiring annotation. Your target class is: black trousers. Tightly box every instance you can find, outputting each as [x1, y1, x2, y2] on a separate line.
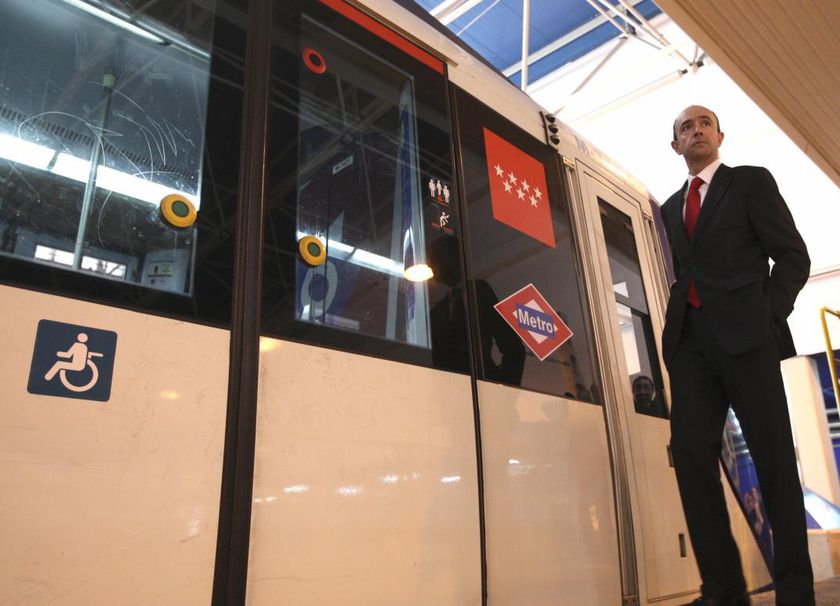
[668, 306, 813, 604]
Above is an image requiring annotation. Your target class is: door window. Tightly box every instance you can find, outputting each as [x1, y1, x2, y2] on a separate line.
[454, 88, 600, 402]
[598, 199, 667, 418]
[261, 2, 468, 372]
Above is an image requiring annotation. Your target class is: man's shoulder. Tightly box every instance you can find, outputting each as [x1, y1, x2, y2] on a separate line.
[661, 188, 683, 211]
[724, 164, 773, 182]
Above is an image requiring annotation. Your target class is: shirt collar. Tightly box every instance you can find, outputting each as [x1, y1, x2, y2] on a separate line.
[686, 158, 722, 188]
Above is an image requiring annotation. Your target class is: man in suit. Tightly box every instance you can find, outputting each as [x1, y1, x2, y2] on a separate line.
[661, 105, 814, 606]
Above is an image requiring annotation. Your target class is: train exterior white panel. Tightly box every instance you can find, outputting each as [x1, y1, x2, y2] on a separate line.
[247, 338, 481, 605]
[633, 414, 701, 600]
[478, 381, 621, 605]
[0, 285, 228, 605]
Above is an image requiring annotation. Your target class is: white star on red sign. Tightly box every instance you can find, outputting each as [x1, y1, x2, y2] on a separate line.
[495, 162, 545, 209]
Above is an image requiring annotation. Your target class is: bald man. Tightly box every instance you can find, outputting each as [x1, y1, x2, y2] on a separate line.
[660, 106, 813, 606]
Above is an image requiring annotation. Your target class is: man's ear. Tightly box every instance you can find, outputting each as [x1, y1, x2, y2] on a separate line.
[718, 131, 725, 146]
[671, 140, 681, 155]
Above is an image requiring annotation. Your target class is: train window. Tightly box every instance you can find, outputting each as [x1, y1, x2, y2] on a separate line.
[598, 200, 667, 418]
[260, 2, 468, 372]
[0, 0, 245, 323]
[453, 89, 600, 403]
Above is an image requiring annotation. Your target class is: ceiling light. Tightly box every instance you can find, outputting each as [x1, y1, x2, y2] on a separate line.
[61, 0, 167, 45]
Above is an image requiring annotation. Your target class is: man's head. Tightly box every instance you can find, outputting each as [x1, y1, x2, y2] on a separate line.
[671, 105, 724, 174]
[632, 375, 655, 408]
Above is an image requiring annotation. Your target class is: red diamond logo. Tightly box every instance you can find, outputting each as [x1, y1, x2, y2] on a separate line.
[494, 284, 573, 361]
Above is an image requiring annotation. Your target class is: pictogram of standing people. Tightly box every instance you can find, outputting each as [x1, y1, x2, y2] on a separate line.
[427, 177, 450, 205]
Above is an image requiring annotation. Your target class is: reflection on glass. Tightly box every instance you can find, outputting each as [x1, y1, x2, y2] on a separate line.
[454, 90, 600, 402]
[0, 0, 214, 294]
[291, 20, 430, 347]
[721, 410, 774, 564]
[262, 7, 463, 366]
[598, 199, 667, 418]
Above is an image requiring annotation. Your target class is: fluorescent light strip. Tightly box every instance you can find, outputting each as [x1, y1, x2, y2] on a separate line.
[51, 152, 200, 208]
[1, 133, 199, 208]
[0, 133, 54, 169]
[61, 0, 166, 44]
[303, 234, 405, 277]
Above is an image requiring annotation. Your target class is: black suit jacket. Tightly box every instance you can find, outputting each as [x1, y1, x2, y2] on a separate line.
[660, 164, 810, 365]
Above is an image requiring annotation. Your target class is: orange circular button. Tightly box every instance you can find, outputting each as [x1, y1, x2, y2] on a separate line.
[160, 194, 197, 228]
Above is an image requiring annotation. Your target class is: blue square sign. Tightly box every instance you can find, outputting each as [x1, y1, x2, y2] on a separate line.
[28, 320, 118, 402]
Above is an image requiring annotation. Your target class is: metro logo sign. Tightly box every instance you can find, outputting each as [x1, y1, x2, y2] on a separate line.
[494, 284, 573, 361]
[483, 127, 556, 247]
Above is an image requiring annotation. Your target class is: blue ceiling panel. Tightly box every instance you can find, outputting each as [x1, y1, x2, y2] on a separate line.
[511, 0, 663, 85]
[415, 0, 662, 84]
[449, 0, 600, 69]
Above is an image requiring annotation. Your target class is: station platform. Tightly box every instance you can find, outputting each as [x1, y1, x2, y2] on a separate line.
[750, 576, 840, 605]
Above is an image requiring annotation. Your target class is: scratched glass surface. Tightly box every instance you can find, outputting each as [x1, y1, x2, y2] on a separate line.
[0, 0, 214, 294]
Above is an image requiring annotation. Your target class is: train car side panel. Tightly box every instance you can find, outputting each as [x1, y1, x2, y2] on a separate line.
[479, 382, 621, 605]
[0, 285, 228, 605]
[247, 339, 481, 605]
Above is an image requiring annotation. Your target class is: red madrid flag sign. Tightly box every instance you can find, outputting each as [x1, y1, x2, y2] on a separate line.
[483, 127, 555, 248]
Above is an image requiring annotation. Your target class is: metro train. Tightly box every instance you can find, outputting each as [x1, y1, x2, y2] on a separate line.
[0, 0, 773, 604]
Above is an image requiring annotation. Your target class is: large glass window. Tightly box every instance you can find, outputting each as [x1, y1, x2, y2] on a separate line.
[261, 2, 468, 371]
[454, 89, 600, 402]
[0, 0, 244, 322]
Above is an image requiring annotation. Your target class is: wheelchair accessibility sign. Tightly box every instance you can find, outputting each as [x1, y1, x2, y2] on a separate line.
[28, 320, 117, 402]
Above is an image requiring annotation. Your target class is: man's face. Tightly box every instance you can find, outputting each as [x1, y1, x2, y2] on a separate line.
[671, 105, 724, 166]
[632, 377, 654, 405]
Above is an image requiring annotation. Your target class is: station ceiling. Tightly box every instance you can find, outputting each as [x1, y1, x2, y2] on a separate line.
[413, 0, 662, 88]
[417, 0, 840, 189]
[655, 0, 840, 188]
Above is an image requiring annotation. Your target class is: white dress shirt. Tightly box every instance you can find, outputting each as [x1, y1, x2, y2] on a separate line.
[683, 158, 722, 219]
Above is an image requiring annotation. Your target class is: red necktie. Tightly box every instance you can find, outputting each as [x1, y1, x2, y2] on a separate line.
[685, 176, 703, 307]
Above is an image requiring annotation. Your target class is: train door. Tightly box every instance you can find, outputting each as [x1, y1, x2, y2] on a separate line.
[245, 2, 481, 604]
[576, 165, 701, 604]
[452, 90, 623, 604]
[0, 0, 247, 604]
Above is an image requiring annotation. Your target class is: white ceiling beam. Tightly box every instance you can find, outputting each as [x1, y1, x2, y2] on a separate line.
[614, 0, 692, 66]
[502, 0, 647, 76]
[520, 0, 531, 90]
[431, 0, 485, 25]
[429, 0, 460, 15]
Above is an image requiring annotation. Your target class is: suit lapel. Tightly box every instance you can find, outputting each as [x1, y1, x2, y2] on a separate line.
[690, 164, 732, 246]
[666, 184, 691, 257]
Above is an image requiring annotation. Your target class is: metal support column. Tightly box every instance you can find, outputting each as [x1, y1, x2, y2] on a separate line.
[520, 0, 530, 91]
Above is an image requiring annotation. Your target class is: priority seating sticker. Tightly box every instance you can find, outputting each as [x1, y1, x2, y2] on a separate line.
[27, 320, 117, 402]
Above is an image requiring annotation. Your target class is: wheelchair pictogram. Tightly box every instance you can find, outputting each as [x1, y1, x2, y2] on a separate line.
[43, 333, 104, 393]
[28, 320, 117, 402]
